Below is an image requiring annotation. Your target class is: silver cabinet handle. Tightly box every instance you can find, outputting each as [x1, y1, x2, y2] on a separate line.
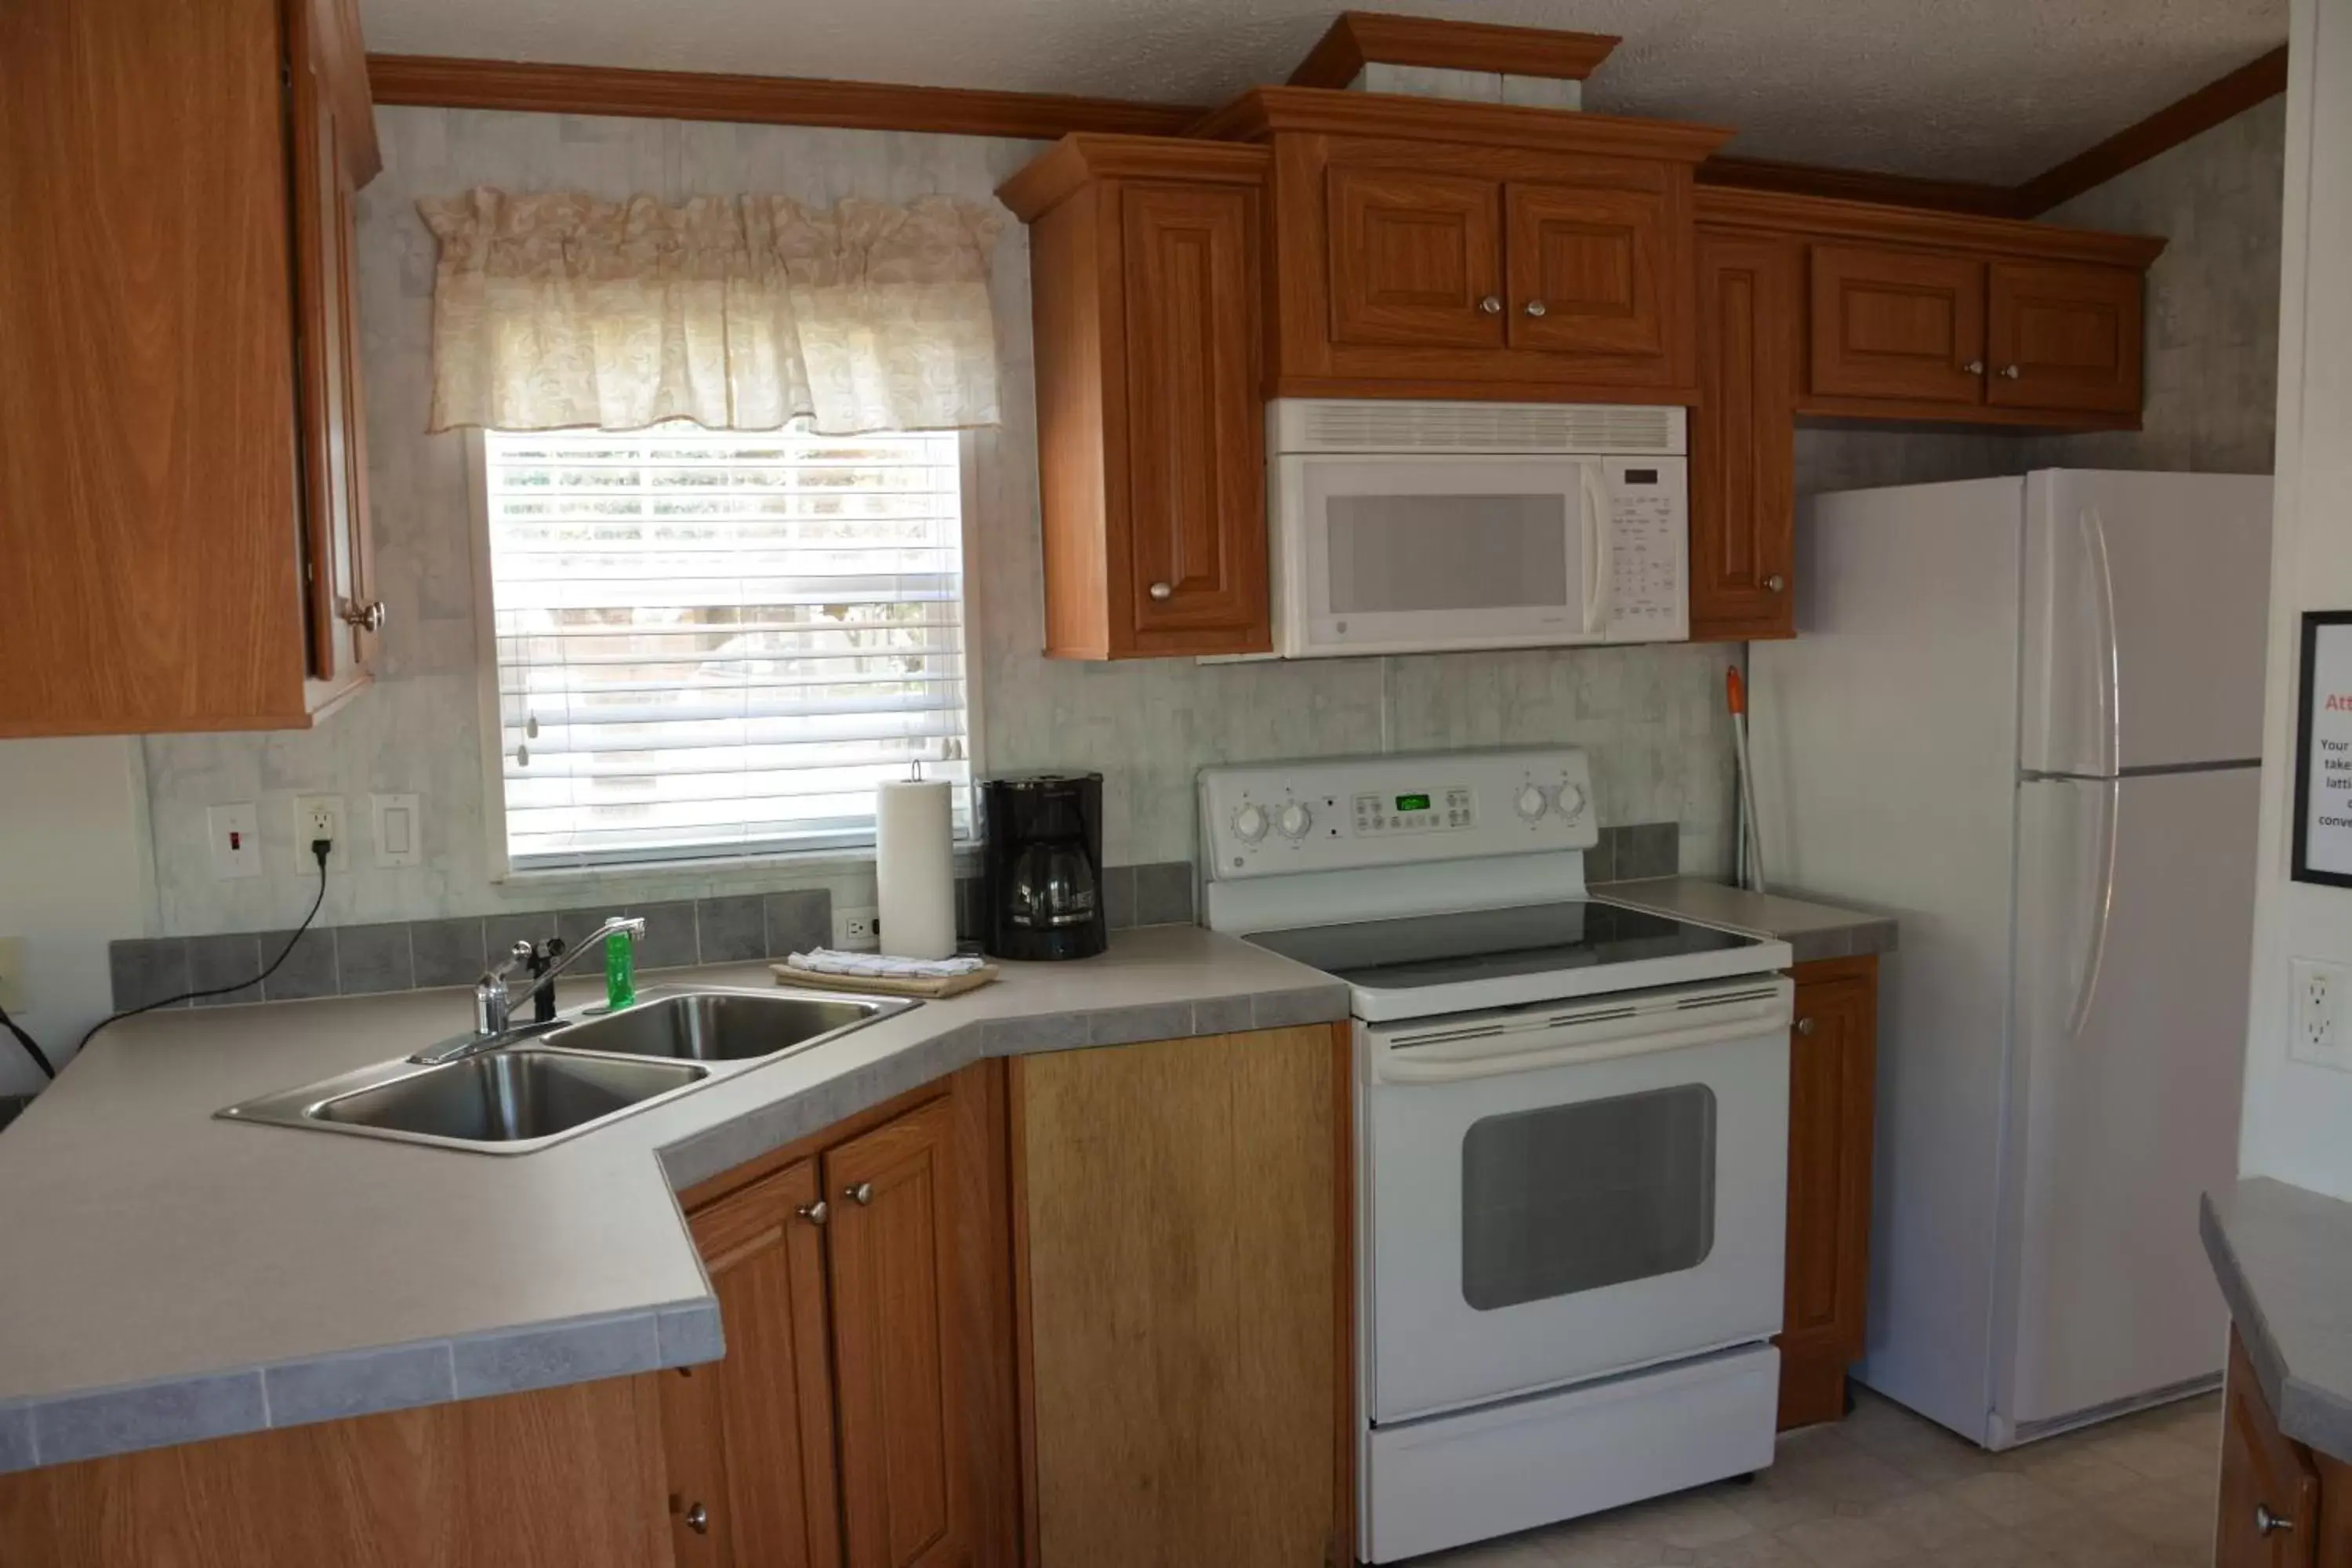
[1964, 360, 1986, 375]
[341, 599, 387, 632]
[2256, 1504, 2293, 1537]
[1766, 575, 1786, 593]
[1523, 299, 1548, 318]
[846, 1181, 873, 1206]
[1147, 582, 1173, 602]
[1479, 295, 1503, 314]
[1796, 1017, 1817, 1036]
[685, 1502, 710, 1535]
[797, 1200, 829, 1225]
[2000, 364, 2022, 379]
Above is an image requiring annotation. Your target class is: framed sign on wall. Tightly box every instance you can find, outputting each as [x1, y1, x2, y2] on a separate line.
[2292, 612, 2352, 886]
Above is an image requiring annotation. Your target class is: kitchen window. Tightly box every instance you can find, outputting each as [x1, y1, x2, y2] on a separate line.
[473, 424, 972, 873]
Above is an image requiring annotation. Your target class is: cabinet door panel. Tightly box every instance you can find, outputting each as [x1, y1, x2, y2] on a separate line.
[825, 1097, 967, 1568]
[1505, 183, 1668, 359]
[1327, 166, 1504, 349]
[1690, 230, 1796, 641]
[1776, 964, 1877, 1429]
[671, 1156, 843, 1568]
[1987, 260, 2143, 416]
[1808, 245, 1986, 405]
[2218, 1330, 2318, 1568]
[1120, 183, 1268, 649]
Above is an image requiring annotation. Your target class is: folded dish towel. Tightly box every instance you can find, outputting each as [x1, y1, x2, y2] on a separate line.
[784, 948, 987, 979]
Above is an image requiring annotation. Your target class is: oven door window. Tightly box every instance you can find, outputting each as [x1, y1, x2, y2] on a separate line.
[1460, 1083, 1717, 1312]
[1326, 493, 1571, 614]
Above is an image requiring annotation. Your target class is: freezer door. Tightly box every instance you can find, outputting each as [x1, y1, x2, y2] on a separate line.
[2020, 470, 2272, 775]
[2002, 768, 2257, 1433]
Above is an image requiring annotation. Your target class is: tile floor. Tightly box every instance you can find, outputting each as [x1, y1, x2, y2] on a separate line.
[1412, 1385, 2223, 1567]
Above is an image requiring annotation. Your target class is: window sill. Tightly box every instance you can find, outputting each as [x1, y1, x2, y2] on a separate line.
[492, 842, 982, 887]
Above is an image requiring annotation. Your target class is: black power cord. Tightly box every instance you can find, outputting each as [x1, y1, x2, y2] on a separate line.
[0, 998, 54, 1080]
[74, 838, 335, 1058]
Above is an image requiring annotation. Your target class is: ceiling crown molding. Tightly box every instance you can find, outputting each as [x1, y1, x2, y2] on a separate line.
[1287, 12, 1621, 90]
[2013, 43, 2289, 215]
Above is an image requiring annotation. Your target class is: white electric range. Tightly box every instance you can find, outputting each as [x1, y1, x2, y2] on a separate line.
[1200, 747, 1795, 1564]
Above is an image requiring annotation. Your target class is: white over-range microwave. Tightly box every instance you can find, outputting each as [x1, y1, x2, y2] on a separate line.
[1268, 398, 1689, 659]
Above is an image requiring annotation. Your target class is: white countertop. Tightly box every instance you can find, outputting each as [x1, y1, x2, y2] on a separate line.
[0, 927, 1344, 1474]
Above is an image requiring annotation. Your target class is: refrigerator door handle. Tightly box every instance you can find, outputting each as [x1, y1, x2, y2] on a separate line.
[2067, 775, 2121, 1040]
[2081, 506, 2122, 779]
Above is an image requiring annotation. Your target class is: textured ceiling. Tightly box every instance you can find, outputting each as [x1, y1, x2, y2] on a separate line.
[357, 0, 2286, 185]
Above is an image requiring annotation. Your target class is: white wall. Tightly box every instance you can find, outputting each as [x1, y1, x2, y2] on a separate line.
[2240, 0, 2352, 1199]
[0, 739, 156, 1088]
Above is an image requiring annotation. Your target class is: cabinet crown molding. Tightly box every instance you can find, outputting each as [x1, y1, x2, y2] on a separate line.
[1193, 86, 1733, 162]
[1696, 186, 2165, 268]
[995, 134, 1269, 220]
[1287, 12, 1622, 90]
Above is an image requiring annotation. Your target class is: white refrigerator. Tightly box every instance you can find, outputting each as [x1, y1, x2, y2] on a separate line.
[1748, 469, 2270, 1449]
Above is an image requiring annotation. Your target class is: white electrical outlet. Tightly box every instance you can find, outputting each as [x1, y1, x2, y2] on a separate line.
[291, 795, 348, 870]
[207, 802, 261, 880]
[0, 935, 24, 1013]
[833, 906, 881, 951]
[2290, 957, 2352, 1071]
[371, 793, 422, 868]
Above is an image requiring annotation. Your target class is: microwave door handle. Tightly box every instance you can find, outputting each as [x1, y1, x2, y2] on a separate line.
[1581, 465, 1613, 633]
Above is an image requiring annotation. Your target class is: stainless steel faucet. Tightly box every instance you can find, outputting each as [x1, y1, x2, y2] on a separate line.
[412, 916, 646, 1065]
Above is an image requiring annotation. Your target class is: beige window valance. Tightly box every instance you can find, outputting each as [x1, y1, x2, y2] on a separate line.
[419, 188, 1004, 435]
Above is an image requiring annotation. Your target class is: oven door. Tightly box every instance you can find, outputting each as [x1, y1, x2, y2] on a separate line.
[1274, 453, 1608, 656]
[1362, 976, 1791, 1424]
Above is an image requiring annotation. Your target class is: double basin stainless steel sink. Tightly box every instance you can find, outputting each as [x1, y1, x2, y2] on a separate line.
[218, 988, 916, 1155]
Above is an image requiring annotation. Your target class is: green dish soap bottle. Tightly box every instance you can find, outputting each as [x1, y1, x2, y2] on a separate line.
[604, 927, 637, 1011]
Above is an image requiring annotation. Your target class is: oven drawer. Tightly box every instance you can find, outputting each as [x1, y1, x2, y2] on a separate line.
[1362, 982, 1791, 1422]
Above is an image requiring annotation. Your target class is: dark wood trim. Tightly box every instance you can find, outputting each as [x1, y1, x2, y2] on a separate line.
[995, 134, 1270, 222]
[2014, 45, 2289, 215]
[1700, 154, 2020, 220]
[364, 54, 1205, 140]
[1697, 186, 2166, 267]
[1287, 12, 1620, 90]
[1196, 85, 1730, 161]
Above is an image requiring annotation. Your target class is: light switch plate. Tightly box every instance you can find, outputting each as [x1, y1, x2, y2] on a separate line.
[0, 936, 24, 1013]
[372, 793, 422, 868]
[207, 803, 261, 880]
[291, 795, 348, 872]
[2290, 957, 2351, 1072]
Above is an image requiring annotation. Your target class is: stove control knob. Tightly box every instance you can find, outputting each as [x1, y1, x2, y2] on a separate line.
[1232, 804, 1269, 844]
[1515, 783, 1549, 822]
[1555, 781, 1588, 820]
[1277, 801, 1314, 840]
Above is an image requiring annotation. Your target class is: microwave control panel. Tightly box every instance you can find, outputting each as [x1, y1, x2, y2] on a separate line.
[1603, 456, 1689, 640]
[1200, 748, 1598, 880]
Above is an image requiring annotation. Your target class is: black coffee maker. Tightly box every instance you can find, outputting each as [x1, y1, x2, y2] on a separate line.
[980, 773, 1108, 961]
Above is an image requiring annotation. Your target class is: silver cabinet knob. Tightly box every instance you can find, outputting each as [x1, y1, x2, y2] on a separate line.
[1964, 360, 1986, 375]
[1766, 575, 1786, 593]
[341, 599, 387, 632]
[1479, 295, 1503, 314]
[1147, 582, 1173, 602]
[846, 1181, 873, 1206]
[2256, 1504, 2292, 1537]
[1524, 299, 1548, 318]
[2000, 364, 2022, 379]
[685, 1502, 710, 1535]
[797, 1199, 829, 1225]
[1796, 1017, 1817, 1036]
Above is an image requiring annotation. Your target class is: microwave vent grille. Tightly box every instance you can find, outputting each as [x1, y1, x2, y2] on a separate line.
[1287, 399, 1684, 456]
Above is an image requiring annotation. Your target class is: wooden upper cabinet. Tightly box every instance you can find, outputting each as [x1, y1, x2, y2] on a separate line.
[1774, 958, 1879, 1430]
[1327, 167, 1506, 348]
[0, 0, 379, 737]
[665, 1156, 844, 1568]
[1690, 229, 1797, 642]
[824, 1097, 969, 1568]
[1505, 183, 1672, 359]
[1987, 260, 2144, 416]
[1807, 244, 1987, 407]
[999, 136, 1272, 660]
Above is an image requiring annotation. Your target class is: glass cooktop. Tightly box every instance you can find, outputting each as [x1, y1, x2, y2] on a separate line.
[1241, 900, 1765, 992]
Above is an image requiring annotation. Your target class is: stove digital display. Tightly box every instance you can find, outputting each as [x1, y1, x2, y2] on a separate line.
[1394, 793, 1432, 813]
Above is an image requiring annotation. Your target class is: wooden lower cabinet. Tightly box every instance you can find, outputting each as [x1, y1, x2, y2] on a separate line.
[668, 1065, 1017, 1568]
[2219, 1326, 2352, 1568]
[1012, 1025, 1350, 1568]
[1775, 955, 1879, 1430]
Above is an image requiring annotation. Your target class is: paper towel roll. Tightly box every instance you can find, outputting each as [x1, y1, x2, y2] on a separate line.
[876, 779, 958, 960]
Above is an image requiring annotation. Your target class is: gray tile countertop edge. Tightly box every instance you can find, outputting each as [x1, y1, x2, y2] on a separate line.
[0, 938, 1347, 1475]
[2201, 1179, 2352, 1462]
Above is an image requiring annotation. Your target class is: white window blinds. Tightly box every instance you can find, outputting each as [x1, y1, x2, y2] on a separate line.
[480, 425, 971, 870]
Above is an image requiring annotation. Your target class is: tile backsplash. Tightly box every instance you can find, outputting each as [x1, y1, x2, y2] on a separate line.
[105, 824, 1682, 1012]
